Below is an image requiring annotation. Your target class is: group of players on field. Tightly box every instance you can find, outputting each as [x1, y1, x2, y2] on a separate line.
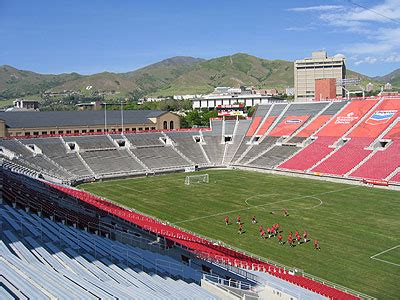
[224, 210, 320, 250]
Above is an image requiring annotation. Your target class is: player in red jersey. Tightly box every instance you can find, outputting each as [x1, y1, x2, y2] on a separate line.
[237, 215, 241, 224]
[278, 234, 283, 244]
[238, 223, 244, 234]
[288, 235, 293, 247]
[297, 235, 301, 244]
[259, 225, 263, 232]
[303, 231, 308, 243]
[260, 229, 266, 239]
[314, 239, 320, 250]
[267, 227, 271, 238]
[225, 216, 230, 225]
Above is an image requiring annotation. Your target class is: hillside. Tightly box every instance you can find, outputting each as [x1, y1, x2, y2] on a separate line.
[0, 53, 388, 101]
[374, 68, 400, 87]
[153, 53, 294, 96]
[51, 56, 205, 95]
[0, 65, 82, 100]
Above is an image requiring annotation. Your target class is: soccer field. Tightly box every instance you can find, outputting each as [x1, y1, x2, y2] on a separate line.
[79, 169, 400, 299]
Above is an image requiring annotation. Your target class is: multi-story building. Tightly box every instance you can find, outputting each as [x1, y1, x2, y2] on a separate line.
[294, 51, 346, 101]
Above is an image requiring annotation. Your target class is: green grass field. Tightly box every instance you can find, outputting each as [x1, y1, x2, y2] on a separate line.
[79, 169, 400, 299]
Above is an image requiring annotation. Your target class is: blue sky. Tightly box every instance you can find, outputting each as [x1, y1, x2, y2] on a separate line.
[0, 0, 399, 77]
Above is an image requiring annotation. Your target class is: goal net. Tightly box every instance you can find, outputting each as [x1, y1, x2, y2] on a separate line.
[185, 174, 209, 185]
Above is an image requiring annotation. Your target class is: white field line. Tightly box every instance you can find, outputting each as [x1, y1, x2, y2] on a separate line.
[370, 244, 400, 267]
[244, 193, 323, 211]
[173, 186, 358, 224]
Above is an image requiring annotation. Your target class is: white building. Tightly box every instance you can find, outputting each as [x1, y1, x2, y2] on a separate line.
[191, 92, 284, 109]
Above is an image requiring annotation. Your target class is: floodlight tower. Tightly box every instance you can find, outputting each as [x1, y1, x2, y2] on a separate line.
[336, 78, 364, 99]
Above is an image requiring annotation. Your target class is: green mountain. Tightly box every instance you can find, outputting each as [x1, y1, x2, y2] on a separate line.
[0, 65, 82, 100]
[153, 53, 294, 96]
[374, 68, 400, 87]
[50, 56, 204, 95]
[0, 53, 387, 101]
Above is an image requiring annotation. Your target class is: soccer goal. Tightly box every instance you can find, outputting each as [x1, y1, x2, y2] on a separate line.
[185, 174, 209, 185]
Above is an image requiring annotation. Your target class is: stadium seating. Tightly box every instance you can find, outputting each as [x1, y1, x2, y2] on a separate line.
[20, 137, 93, 178]
[125, 132, 165, 147]
[201, 120, 225, 165]
[278, 137, 338, 171]
[64, 135, 116, 150]
[311, 138, 374, 176]
[131, 146, 190, 171]
[237, 137, 279, 165]
[390, 170, 400, 182]
[223, 119, 251, 165]
[316, 100, 378, 137]
[80, 149, 147, 175]
[165, 131, 210, 166]
[247, 145, 300, 168]
[350, 141, 400, 180]
[0, 203, 218, 299]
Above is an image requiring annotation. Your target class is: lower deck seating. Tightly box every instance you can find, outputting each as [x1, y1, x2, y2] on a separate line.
[278, 137, 338, 171]
[201, 135, 224, 165]
[238, 137, 279, 165]
[287, 136, 307, 144]
[350, 141, 400, 180]
[0, 203, 217, 299]
[230, 137, 251, 163]
[21, 138, 92, 178]
[165, 132, 209, 165]
[390, 170, 400, 182]
[311, 138, 374, 176]
[132, 146, 190, 170]
[81, 149, 146, 175]
[247, 145, 300, 168]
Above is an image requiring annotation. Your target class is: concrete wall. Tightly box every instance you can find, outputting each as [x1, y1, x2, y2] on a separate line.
[315, 78, 337, 101]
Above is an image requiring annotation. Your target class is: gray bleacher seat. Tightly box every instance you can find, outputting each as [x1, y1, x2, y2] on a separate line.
[323, 101, 347, 115]
[0, 202, 218, 299]
[248, 145, 300, 168]
[125, 132, 164, 147]
[80, 149, 146, 175]
[224, 120, 236, 136]
[238, 137, 280, 164]
[165, 131, 209, 165]
[131, 146, 190, 170]
[20, 137, 92, 178]
[64, 135, 115, 150]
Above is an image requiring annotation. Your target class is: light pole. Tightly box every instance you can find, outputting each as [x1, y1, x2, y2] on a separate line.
[104, 102, 107, 132]
[120, 100, 124, 133]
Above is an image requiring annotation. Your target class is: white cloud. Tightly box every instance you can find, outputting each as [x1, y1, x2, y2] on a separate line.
[289, 0, 400, 64]
[354, 56, 378, 65]
[334, 53, 346, 59]
[287, 5, 343, 12]
[383, 54, 400, 62]
[284, 26, 315, 31]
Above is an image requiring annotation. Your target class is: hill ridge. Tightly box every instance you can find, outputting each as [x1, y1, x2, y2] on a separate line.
[0, 53, 391, 100]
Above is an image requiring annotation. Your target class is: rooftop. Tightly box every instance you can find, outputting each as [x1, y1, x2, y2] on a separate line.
[0, 110, 167, 128]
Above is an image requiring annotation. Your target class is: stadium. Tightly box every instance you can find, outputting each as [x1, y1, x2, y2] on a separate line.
[1, 96, 400, 299]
